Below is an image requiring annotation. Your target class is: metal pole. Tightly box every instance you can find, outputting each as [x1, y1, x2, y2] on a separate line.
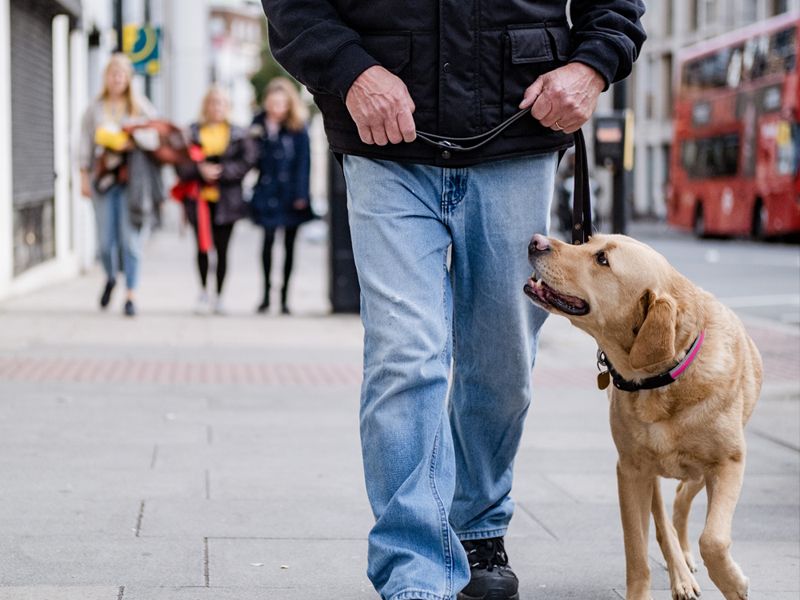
[611, 78, 628, 234]
[114, 0, 124, 52]
[144, 0, 152, 99]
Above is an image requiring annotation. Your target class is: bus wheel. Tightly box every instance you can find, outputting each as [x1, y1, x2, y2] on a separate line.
[693, 203, 706, 238]
[752, 199, 768, 241]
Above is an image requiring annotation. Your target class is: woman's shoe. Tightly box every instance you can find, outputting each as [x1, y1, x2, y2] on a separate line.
[257, 300, 270, 314]
[194, 291, 211, 315]
[124, 300, 136, 317]
[99, 280, 116, 309]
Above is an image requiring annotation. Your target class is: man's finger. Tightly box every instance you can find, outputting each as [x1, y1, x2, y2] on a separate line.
[371, 125, 389, 146]
[537, 103, 561, 128]
[397, 111, 416, 143]
[385, 117, 404, 145]
[520, 77, 544, 109]
[356, 123, 374, 145]
[530, 93, 553, 121]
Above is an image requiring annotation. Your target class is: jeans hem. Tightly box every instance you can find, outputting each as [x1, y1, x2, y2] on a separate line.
[456, 527, 508, 541]
[390, 591, 452, 600]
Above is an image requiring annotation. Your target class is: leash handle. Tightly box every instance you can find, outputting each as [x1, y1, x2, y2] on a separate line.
[416, 109, 593, 244]
[571, 128, 592, 245]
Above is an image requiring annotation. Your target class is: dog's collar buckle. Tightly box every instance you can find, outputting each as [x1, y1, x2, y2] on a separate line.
[597, 331, 706, 393]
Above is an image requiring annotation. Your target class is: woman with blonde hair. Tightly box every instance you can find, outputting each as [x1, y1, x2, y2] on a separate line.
[79, 53, 158, 317]
[174, 85, 257, 315]
[251, 77, 313, 315]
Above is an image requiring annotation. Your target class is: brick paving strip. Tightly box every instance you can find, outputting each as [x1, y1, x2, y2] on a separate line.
[0, 326, 794, 387]
[0, 358, 364, 386]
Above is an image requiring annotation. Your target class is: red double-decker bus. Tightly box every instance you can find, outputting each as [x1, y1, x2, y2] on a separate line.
[668, 12, 799, 238]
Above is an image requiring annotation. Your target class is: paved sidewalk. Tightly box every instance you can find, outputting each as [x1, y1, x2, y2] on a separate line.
[0, 215, 797, 599]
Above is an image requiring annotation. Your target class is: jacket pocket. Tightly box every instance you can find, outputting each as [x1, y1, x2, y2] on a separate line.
[501, 25, 570, 126]
[360, 32, 411, 75]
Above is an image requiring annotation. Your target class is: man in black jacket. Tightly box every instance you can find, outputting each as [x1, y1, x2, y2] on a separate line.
[261, 2, 645, 599]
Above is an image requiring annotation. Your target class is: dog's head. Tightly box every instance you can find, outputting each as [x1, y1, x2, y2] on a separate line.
[525, 233, 684, 374]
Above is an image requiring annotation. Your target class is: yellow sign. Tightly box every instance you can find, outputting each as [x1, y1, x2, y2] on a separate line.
[123, 24, 160, 76]
[623, 109, 635, 172]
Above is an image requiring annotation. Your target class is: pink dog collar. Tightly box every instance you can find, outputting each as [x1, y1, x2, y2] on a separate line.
[597, 330, 706, 392]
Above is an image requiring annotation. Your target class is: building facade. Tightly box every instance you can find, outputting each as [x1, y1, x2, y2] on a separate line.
[0, 0, 217, 301]
[209, 0, 263, 126]
[0, 0, 85, 299]
[631, 0, 800, 217]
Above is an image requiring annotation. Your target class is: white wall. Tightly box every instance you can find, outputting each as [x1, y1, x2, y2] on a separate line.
[163, 0, 210, 125]
[71, 26, 95, 272]
[0, 0, 13, 299]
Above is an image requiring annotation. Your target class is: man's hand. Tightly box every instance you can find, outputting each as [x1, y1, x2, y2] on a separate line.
[345, 66, 416, 145]
[519, 63, 605, 135]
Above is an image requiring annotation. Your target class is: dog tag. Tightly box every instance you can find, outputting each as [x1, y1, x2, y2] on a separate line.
[597, 370, 610, 390]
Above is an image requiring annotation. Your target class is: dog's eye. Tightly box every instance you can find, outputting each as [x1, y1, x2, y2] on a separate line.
[595, 251, 609, 267]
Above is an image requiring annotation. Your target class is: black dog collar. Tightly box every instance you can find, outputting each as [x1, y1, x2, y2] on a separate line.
[596, 331, 706, 392]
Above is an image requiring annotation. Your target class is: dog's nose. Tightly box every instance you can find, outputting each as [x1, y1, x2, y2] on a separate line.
[529, 234, 551, 256]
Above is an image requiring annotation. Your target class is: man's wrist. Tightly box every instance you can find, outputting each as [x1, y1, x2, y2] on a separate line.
[327, 42, 380, 102]
[569, 62, 606, 93]
[569, 38, 621, 92]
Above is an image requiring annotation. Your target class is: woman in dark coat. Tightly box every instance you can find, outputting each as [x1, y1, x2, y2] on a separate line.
[251, 78, 313, 314]
[175, 85, 257, 315]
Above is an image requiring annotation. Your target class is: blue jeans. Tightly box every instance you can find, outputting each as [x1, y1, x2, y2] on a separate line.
[343, 153, 556, 600]
[92, 185, 143, 290]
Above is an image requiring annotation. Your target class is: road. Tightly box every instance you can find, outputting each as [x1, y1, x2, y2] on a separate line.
[627, 222, 800, 327]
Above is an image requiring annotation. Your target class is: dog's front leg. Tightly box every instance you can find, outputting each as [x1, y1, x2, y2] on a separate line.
[617, 460, 655, 600]
[652, 480, 701, 599]
[700, 458, 749, 600]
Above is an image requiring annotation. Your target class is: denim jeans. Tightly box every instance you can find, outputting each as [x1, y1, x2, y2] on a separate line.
[343, 152, 556, 600]
[92, 185, 143, 290]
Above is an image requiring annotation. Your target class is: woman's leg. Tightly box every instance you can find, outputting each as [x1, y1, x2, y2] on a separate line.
[212, 222, 235, 295]
[92, 190, 119, 283]
[117, 188, 144, 293]
[280, 226, 299, 311]
[260, 228, 277, 309]
[188, 216, 209, 290]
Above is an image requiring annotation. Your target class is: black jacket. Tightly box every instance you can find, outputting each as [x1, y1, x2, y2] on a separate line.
[261, 0, 646, 166]
[176, 123, 259, 225]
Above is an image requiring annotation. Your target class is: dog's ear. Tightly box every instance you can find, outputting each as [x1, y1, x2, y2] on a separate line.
[629, 290, 677, 371]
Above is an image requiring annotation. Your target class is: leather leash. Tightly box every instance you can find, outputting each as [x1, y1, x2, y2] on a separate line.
[416, 108, 592, 245]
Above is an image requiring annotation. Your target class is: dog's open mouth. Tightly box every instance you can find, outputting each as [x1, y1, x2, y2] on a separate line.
[524, 274, 590, 316]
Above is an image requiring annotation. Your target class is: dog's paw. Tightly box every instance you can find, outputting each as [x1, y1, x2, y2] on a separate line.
[671, 567, 701, 600]
[721, 576, 749, 600]
[683, 550, 698, 573]
[671, 580, 701, 600]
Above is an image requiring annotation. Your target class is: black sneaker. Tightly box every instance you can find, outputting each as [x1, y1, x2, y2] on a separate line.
[100, 280, 116, 309]
[124, 300, 136, 317]
[457, 537, 519, 600]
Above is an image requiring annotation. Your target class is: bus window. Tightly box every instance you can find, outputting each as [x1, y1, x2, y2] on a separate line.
[769, 26, 796, 75]
[727, 47, 743, 87]
[682, 134, 740, 179]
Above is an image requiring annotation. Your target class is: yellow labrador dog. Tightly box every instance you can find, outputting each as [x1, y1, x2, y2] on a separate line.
[525, 233, 761, 600]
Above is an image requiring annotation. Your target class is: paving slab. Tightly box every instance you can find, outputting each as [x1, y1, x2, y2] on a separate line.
[0, 537, 203, 587]
[0, 587, 121, 600]
[206, 538, 371, 592]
